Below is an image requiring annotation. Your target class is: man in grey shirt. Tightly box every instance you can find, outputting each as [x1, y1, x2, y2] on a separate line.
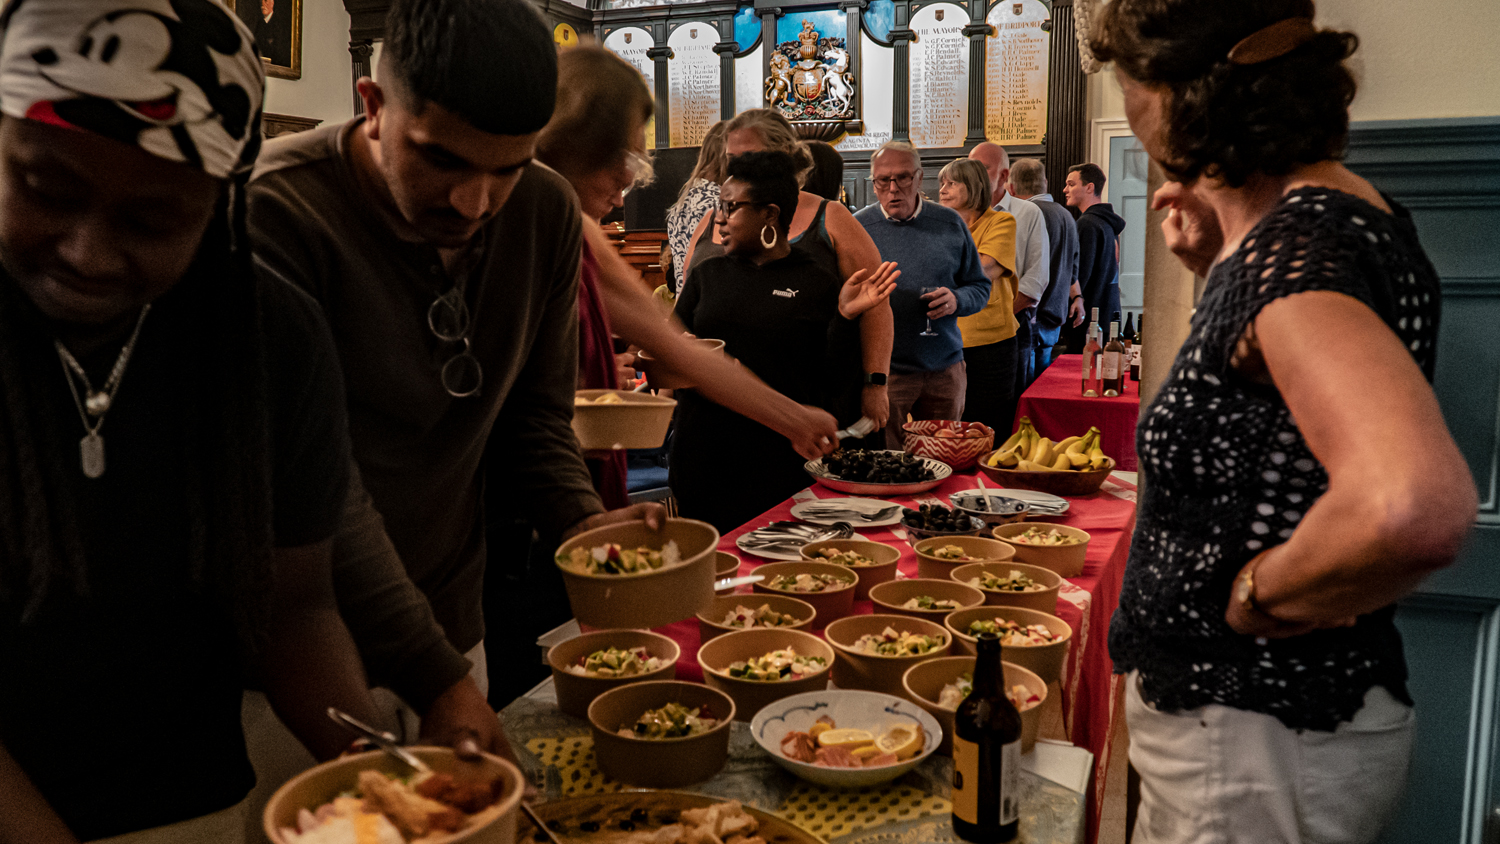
[1009, 159, 1082, 374]
[970, 143, 1050, 396]
[246, 0, 659, 763]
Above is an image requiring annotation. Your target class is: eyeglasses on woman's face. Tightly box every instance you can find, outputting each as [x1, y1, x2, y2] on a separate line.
[619, 149, 653, 199]
[715, 199, 767, 218]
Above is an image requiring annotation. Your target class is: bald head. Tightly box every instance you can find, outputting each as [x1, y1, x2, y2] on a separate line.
[968, 142, 1010, 201]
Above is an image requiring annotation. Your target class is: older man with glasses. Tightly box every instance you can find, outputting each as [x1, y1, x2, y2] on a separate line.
[854, 142, 991, 447]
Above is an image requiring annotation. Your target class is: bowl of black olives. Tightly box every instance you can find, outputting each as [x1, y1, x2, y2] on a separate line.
[900, 504, 986, 540]
[805, 449, 951, 496]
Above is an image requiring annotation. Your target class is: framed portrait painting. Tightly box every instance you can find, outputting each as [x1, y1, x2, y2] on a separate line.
[229, 0, 302, 80]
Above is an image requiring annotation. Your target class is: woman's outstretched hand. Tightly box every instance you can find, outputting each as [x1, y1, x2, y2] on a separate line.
[1152, 181, 1223, 277]
[838, 261, 900, 320]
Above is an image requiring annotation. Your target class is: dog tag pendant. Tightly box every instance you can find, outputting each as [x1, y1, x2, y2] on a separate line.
[80, 432, 105, 478]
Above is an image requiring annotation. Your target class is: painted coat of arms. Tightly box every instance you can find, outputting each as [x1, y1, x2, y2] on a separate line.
[765, 19, 855, 120]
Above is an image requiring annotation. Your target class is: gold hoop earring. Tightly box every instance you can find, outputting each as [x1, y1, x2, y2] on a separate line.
[760, 224, 778, 249]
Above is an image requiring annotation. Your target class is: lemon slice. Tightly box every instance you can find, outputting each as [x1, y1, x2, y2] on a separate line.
[807, 721, 833, 740]
[851, 744, 885, 760]
[817, 728, 875, 749]
[875, 725, 924, 759]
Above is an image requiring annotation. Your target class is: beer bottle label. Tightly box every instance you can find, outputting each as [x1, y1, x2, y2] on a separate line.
[951, 735, 980, 824]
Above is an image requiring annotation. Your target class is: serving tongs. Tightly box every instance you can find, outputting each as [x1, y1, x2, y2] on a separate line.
[835, 416, 877, 441]
[327, 707, 566, 844]
[327, 707, 431, 773]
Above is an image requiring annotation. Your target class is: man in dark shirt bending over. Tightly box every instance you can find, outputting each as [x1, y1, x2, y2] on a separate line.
[246, 0, 661, 765]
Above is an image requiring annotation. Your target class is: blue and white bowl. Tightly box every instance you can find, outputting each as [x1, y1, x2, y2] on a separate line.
[749, 689, 943, 787]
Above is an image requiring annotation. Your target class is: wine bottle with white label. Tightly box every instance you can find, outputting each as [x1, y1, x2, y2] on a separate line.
[1102, 321, 1124, 397]
[1081, 307, 1101, 397]
[951, 632, 1021, 843]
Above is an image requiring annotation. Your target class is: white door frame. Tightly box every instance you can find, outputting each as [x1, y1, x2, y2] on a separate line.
[1089, 117, 1135, 204]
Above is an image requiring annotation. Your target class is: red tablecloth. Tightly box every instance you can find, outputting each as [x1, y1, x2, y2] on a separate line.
[1017, 354, 1141, 472]
[652, 471, 1136, 844]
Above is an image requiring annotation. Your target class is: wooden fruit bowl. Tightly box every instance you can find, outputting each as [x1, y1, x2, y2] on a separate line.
[977, 454, 1116, 496]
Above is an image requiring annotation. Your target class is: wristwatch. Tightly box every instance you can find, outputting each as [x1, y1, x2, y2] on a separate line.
[864, 372, 888, 386]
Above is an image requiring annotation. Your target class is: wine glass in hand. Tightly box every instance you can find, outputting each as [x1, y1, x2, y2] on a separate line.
[919, 287, 939, 337]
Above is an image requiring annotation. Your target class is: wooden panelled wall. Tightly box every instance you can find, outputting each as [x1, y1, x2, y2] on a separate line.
[1344, 117, 1500, 844]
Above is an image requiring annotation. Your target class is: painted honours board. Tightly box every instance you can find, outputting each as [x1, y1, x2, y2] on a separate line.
[668, 23, 722, 147]
[985, 0, 1049, 145]
[908, 3, 970, 149]
[604, 27, 658, 147]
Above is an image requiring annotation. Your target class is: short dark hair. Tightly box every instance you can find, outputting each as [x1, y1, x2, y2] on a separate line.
[1068, 163, 1106, 197]
[1090, 0, 1358, 187]
[725, 151, 801, 234]
[803, 140, 844, 202]
[383, 0, 556, 136]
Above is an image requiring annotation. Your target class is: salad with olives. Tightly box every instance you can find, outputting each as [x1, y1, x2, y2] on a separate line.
[725, 648, 827, 682]
[767, 572, 853, 593]
[808, 547, 877, 567]
[621, 702, 719, 739]
[901, 595, 961, 610]
[565, 646, 667, 678]
[556, 540, 681, 575]
[966, 617, 1060, 646]
[851, 626, 945, 656]
[968, 569, 1045, 592]
[721, 603, 798, 629]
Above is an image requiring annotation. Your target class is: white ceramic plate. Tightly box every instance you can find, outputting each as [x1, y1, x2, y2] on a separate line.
[750, 689, 943, 787]
[790, 498, 905, 528]
[736, 521, 857, 561]
[978, 488, 1070, 515]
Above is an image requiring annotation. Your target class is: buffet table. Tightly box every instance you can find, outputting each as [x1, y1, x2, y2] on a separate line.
[1018, 355, 1141, 472]
[509, 470, 1136, 844]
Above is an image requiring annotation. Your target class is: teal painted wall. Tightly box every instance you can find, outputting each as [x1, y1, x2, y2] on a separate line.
[1346, 117, 1500, 843]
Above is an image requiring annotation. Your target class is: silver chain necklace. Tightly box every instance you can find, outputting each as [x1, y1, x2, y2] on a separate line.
[54, 305, 152, 479]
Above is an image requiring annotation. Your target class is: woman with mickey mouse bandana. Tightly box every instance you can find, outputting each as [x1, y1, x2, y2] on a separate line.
[0, 1, 385, 841]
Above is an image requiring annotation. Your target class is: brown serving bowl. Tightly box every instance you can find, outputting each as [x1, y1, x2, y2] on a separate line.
[572, 389, 677, 451]
[867, 578, 986, 621]
[824, 614, 951, 695]
[714, 551, 742, 590]
[696, 593, 817, 642]
[950, 561, 1063, 614]
[546, 629, 680, 719]
[977, 455, 1116, 496]
[265, 747, 525, 844]
[635, 338, 726, 390]
[587, 680, 735, 788]
[697, 628, 835, 721]
[912, 535, 1015, 580]
[799, 538, 902, 601]
[751, 561, 857, 627]
[990, 522, 1091, 578]
[902, 656, 1048, 754]
[554, 518, 719, 629]
[943, 606, 1073, 686]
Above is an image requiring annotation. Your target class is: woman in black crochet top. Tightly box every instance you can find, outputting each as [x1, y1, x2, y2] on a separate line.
[1091, 1, 1477, 840]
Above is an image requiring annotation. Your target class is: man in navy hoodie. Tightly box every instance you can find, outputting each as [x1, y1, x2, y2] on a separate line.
[1062, 162, 1127, 350]
[855, 142, 991, 447]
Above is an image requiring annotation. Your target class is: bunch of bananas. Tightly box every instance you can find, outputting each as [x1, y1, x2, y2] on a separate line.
[986, 418, 1111, 472]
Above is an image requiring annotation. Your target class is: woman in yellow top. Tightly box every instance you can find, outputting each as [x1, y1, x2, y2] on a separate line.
[938, 158, 1020, 435]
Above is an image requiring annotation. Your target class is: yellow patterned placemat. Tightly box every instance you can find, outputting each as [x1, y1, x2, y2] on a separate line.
[776, 783, 951, 839]
[525, 736, 950, 839]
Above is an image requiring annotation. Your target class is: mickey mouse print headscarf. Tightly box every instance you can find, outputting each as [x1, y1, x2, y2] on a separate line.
[0, 0, 265, 181]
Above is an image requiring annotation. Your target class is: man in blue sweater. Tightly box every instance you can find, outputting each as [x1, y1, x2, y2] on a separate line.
[855, 142, 991, 448]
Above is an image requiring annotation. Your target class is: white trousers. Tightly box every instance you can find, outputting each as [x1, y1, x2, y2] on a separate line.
[1126, 671, 1414, 844]
[239, 643, 487, 842]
